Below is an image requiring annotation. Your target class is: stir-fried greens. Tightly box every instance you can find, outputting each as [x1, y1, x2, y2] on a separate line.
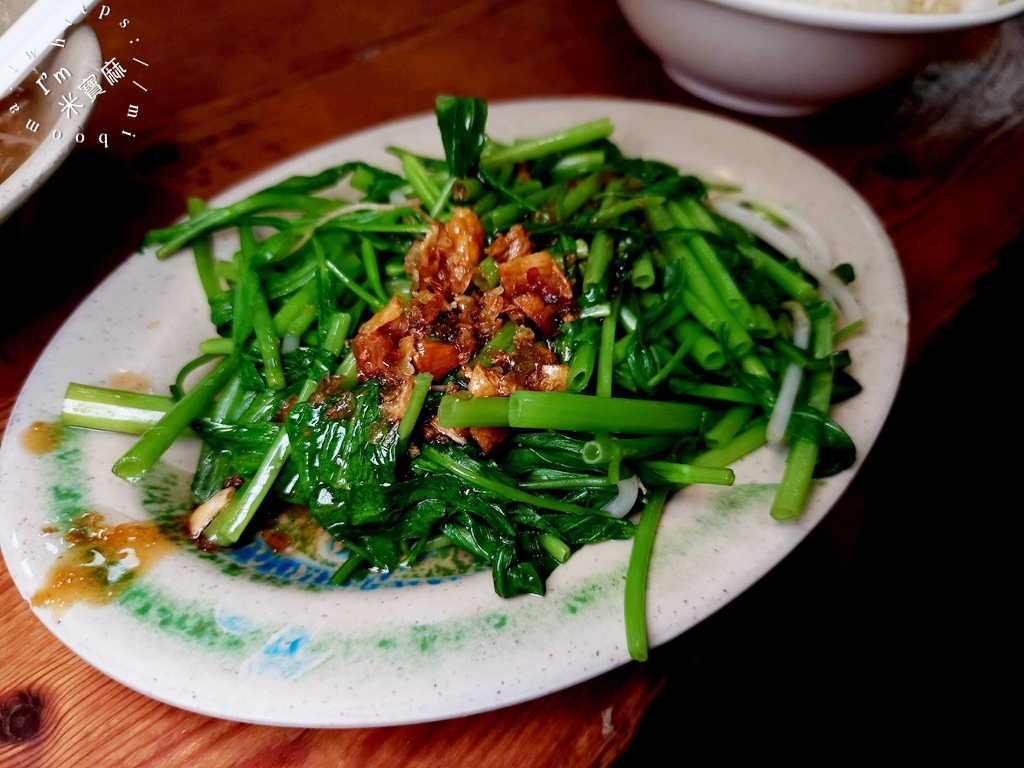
[61, 96, 863, 661]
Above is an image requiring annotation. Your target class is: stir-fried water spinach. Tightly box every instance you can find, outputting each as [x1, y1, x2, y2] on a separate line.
[62, 96, 863, 661]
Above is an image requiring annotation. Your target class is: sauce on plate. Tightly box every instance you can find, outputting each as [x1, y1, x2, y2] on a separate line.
[20, 420, 62, 454]
[31, 511, 176, 618]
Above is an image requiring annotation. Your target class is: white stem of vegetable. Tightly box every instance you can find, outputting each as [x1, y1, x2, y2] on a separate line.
[766, 302, 811, 445]
[602, 475, 641, 518]
[281, 334, 301, 354]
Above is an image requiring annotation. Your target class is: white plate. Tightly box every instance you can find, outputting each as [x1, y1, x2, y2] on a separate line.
[0, 98, 908, 727]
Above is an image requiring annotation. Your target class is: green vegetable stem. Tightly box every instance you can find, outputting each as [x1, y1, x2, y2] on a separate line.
[62, 95, 863, 662]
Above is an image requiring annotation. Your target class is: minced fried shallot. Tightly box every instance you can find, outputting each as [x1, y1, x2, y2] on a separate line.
[351, 207, 577, 452]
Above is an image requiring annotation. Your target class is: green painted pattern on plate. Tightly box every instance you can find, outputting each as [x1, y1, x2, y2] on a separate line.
[44, 424, 89, 528]
[35, 425, 774, 680]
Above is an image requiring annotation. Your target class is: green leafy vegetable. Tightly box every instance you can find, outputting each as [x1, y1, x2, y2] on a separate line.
[61, 96, 864, 661]
[435, 94, 489, 179]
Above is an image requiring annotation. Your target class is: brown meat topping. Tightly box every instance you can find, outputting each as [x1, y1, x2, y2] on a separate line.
[404, 207, 485, 299]
[353, 208, 578, 452]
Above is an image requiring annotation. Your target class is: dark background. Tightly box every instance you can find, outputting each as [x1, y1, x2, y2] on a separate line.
[615, 231, 1017, 758]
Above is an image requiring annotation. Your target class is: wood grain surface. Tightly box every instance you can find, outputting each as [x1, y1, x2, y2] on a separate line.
[2, 1, 1023, 765]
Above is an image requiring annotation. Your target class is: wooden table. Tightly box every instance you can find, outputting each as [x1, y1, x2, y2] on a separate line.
[2, 1, 1022, 764]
